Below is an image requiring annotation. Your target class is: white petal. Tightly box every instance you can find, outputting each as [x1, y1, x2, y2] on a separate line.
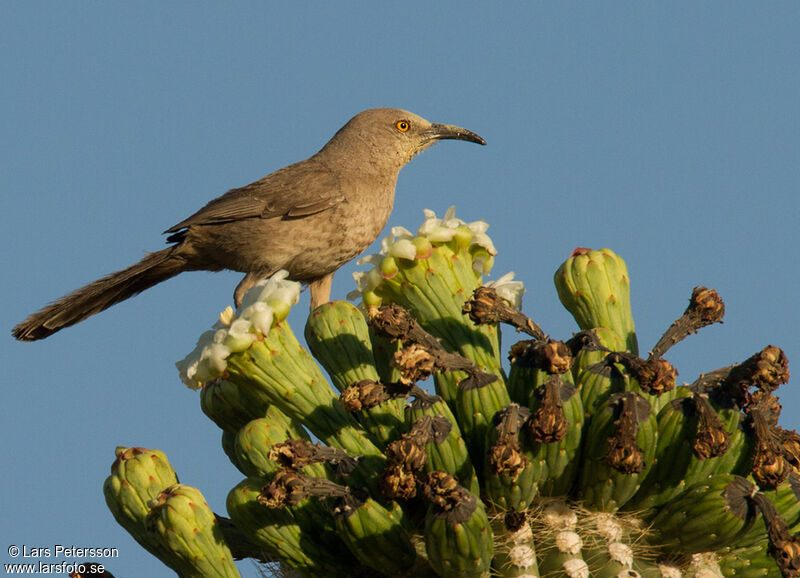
[176, 356, 201, 389]
[489, 271, 516, 285]
[250, 309, 274, 335]
[426, 226, 458, 243]
[417, 218, 441, 236]
[365, 267, 383, 290]
[473, 232, 497, 255]
[388, 238, 417, 260]
[391, 225, 414, 239]
[351, 270, 366, 289]
[467, 219, 489, 234]
[380, 234, 394, 254]
[485, 271, 525, 308]
[271, 269, 290, 283]
[356, 253, 382, 266]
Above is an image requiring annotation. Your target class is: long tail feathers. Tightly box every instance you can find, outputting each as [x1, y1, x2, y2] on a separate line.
[13, 248, 186, 341]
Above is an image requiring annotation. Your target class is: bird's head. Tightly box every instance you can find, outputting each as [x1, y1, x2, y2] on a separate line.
[320, 108, 486, 171]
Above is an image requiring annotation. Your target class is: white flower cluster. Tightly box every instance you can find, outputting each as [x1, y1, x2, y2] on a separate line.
[349, 206, 498, 301]
[417, 205, 496, 254]
[176, 270, 301, 389]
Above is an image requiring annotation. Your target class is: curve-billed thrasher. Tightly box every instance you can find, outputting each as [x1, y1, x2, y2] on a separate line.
[13, 108, 485, 341]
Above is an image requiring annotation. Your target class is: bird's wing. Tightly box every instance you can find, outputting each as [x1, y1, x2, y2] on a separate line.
[163, 158, 344, 234]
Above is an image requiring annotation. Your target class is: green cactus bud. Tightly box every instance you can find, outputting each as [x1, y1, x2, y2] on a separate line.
[304, 301, 383, 391]
[145, 484, 240, 577]
[305, 300, 405, 446]
[102, 447, 179, 566]
[554, 248, 638, 355]
[199, 378, 270, 433]
[393, 240, 504, 379]
[332, 494, 419, 577]
[226, 477, 350, 578]
[423, 472, 493, 578]
[233, 410, 319, 479]
[577, 350, 674, 431]
[649, 475, 757, 554]
[578, 392, 657, 512]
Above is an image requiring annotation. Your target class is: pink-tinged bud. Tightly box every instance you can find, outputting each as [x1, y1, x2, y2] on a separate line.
[412, 236, 433, 259]
[380, 256, 399, 279]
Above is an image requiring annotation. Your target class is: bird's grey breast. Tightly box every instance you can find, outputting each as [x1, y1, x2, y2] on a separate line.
[320, 169, 397, 261]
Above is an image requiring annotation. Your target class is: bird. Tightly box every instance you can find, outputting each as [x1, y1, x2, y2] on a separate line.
[13, 108, 485, 341]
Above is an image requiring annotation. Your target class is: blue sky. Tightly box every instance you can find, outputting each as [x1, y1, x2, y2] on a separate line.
[2, 3, 799, 576]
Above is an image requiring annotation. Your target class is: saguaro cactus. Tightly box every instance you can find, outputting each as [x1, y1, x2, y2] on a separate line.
[102, 208, 799, 577]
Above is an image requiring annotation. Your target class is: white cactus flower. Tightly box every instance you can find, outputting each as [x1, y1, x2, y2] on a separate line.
[485, 272, 525, 309]
[176, 270, 301, 388]
[350, 206, 500, 303]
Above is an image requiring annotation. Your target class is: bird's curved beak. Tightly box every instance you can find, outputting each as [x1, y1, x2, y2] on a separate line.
[426, 123, 486, 146]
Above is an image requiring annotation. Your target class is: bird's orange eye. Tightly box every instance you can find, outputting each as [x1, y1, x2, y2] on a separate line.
[395, 120, 410, 132]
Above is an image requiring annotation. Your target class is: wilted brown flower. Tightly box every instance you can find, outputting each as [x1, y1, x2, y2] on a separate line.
[528, 377, 571, 443]
[692, 393, 731, 460]
[379, 464, 419, 500]
[750, 407, 790, 488]
[393, 344, 436, 384]
[605, 394, 646, 474]
[649, 286, 725, 359]
[688, 287, 726, 325]
[488, 440, 529, 479]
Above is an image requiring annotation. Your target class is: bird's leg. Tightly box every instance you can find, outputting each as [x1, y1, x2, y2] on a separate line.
[234, 271, 264, 307]
[309, 273, 334, 311]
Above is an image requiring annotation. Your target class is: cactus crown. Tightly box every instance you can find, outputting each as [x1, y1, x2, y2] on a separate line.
[99, 208, 797, 578]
